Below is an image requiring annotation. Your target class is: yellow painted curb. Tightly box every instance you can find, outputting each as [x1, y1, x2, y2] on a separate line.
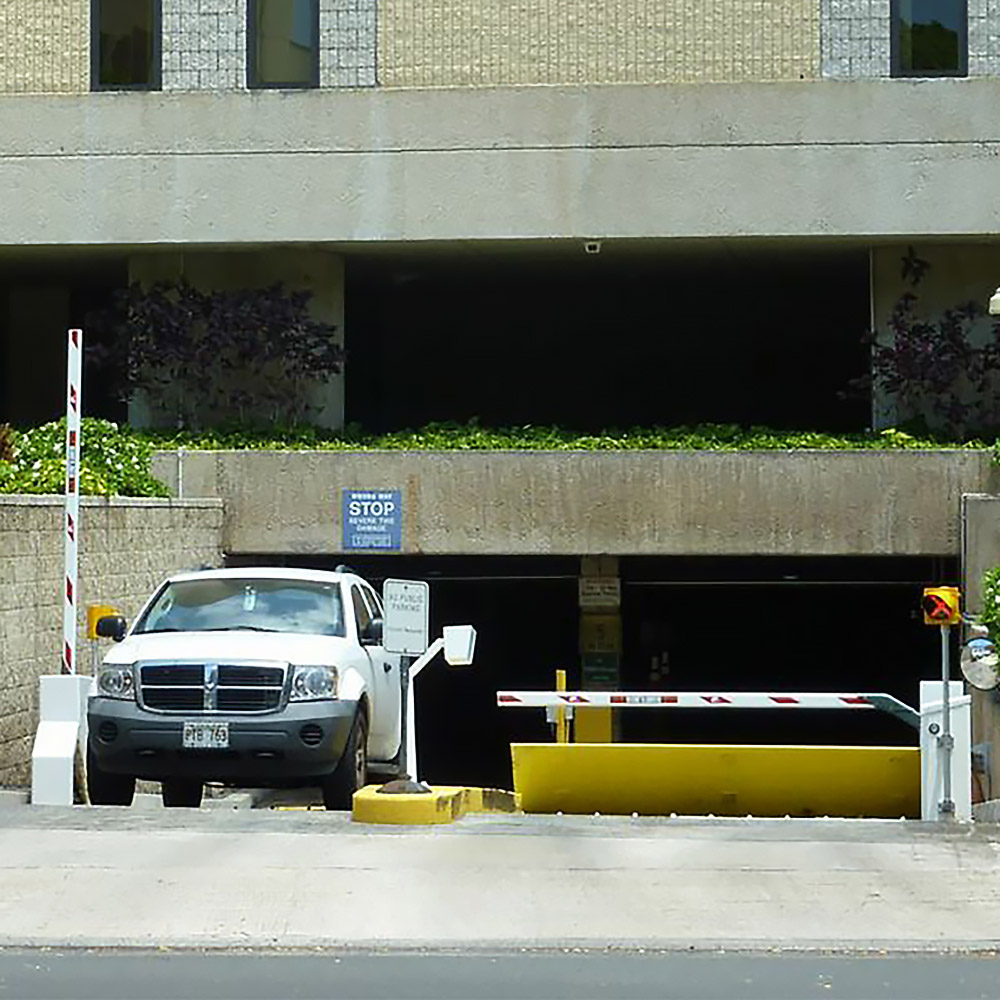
[352, 785, 518, 825]
[512, 743, 921, 819]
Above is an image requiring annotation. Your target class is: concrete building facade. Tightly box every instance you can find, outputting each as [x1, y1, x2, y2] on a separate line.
[2, 1, 1000, 790]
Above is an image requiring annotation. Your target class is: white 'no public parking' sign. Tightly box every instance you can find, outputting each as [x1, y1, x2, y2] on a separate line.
[382, 579, 430, 656]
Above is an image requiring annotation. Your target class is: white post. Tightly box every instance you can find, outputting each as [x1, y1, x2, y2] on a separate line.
[404, 637, 443, 784]
[63, 328, 82, 675]
[920, 680, 971, 822]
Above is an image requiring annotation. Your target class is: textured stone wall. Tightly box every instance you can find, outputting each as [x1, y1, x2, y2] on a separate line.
[320, 0, 377, 87]
[820, 0, 890, 78]
[0, 497, 224, 787]
[968, 0, 1000, 76]
[378, 0, 820, 87]
[0, 0, 88, 94]
[823, 0, 1000, 79]
[162, 0, 246, 91]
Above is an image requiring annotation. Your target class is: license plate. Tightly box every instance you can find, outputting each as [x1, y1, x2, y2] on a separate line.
[183, 721, 229, 749]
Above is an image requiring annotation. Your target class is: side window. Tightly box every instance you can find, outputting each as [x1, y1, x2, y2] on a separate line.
[891, 0, 967, 77]
[363, 585, 384, 620]
[92, 0, 162, 91]
[248, 0, 320, 89]
[351, 585, 372, 640]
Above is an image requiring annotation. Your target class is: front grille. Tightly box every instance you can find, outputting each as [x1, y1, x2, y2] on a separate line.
[139, 661, 287, 714]
[218, 665, 284, 687]
[144, 688, 203, 711]
[218, 689, 281, 712]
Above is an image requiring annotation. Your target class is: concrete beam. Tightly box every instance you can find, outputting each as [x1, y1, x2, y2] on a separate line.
[3, 80, 1000, 245]
[153, 449, 997, 557]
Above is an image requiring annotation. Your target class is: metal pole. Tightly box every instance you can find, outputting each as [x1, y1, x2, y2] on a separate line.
[398, 655, 411, 779]
[939, 624, 955, 818]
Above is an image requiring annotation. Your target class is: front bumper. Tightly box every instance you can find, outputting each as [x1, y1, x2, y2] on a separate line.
[88, 697, 357, 784]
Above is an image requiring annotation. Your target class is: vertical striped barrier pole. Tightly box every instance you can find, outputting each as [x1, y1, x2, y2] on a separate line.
[63, 328, 82, 675]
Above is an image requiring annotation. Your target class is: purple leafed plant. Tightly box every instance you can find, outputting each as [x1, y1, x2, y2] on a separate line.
[88, 281, 345, 430]
[866, 249, 1000, 439]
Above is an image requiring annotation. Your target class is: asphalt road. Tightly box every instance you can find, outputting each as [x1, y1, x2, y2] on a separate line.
[2, 950, 1000, 1000]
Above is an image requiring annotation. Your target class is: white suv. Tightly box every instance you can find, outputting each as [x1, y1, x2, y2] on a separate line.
[86, 567, 401, 809]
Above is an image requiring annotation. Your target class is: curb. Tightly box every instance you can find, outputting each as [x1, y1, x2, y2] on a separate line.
[352, 785, 519, 825]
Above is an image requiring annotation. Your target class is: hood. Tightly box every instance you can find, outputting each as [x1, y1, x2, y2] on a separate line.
[102, 630, 352, 667]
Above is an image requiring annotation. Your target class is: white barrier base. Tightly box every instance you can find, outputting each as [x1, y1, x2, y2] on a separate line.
[31, 675, 94, 806]
[920, 681, 972, 822]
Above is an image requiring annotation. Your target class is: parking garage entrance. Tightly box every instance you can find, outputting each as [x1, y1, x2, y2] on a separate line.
[234, 554, 954, 794]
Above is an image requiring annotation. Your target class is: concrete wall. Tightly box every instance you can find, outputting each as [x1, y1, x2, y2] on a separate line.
[2, 81, 1000, 246]
[378, 0, 819, 88]
[961, 493, 1000, 805]
[0, 0, 88, 95]
[152, 449, 997, 557]
[0, 496, 223, 787]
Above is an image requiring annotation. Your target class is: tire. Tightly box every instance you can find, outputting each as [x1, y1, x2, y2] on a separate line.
[86, 746, 135, 806]
[161, 779, 203, 808]
[322, 711, 368, 811]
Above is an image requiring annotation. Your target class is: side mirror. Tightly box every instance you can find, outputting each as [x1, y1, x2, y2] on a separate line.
[96, 615, 127, 643]
[361, 617, 384, 646]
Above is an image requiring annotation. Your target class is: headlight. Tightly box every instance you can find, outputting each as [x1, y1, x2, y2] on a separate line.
[290, 665, 338, 701]
[98, 666, 135, 700]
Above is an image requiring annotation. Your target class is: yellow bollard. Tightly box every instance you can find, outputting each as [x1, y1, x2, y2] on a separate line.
[555, 669, 569, 744]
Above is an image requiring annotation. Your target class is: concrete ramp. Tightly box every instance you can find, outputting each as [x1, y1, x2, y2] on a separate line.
[511, 743, 920, 818]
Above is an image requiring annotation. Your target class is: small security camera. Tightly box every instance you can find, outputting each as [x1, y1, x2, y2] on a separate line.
[584, 240, 603, 255]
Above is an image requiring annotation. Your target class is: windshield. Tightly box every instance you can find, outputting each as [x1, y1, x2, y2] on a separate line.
[134, 578, 346, 637]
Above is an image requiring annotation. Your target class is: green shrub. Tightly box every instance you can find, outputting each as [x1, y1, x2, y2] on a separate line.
[141, 421, 988, 453]
[978, 567, 1000, 648]
[0, 419, 169, 497]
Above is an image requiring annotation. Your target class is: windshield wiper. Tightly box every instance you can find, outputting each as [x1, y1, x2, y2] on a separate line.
[203, 626, 282, 633]
[137, 628, 182, 634]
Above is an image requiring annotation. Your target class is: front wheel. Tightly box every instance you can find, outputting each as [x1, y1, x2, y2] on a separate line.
[322, 712, 368, 811]
[161, 779, 203, 808]
[86, 746, 135, 806]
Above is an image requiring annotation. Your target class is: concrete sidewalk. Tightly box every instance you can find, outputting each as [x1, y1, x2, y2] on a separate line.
[1, 805, 999, 952]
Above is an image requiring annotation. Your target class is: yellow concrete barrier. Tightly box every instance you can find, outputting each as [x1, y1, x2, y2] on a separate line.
[352, 785, 518, 825]
[511, 743, 920, 819]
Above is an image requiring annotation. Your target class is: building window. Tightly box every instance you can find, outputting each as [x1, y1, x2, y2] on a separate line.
[248, 0, 320, 89]
[892, 0, 968, 76]
[91, 0, 161, 90]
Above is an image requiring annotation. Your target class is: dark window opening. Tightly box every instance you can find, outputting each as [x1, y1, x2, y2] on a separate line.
[92, 0, 161, 90]
[248, 0, 319, 89]
[346, 248, 872, 434]
[892, 0, 967, 76]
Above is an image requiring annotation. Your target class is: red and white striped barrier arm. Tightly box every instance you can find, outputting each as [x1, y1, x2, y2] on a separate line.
[499, 691, 881, 710]
[62, 328, 82, 675]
